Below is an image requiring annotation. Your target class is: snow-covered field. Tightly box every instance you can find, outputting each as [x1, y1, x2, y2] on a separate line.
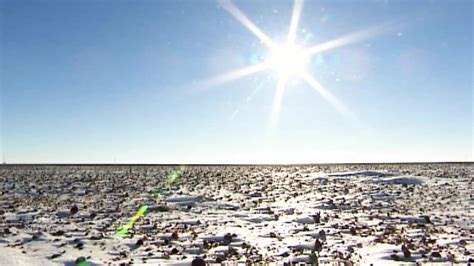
[0, 163, 472, 265]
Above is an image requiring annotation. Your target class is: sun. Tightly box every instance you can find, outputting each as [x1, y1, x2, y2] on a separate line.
[268, 44, 308, 79]
[204, 0, 394, 125]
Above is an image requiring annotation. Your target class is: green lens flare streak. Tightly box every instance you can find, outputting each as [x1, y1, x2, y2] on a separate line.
[117, 166, 187, 237]
[168, 165, 186, 184]
[115, 205, 148, 238]
[75, 259, 92, 266]
[153, 165, 187, 199]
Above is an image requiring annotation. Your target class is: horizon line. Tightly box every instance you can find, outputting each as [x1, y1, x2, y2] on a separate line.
[0, 161, 472, 167]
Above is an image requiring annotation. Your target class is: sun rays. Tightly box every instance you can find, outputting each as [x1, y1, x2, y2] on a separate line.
[288, 0, 304, 44]
[219, 0, 275, 49]
[202, 61, 269, 89]
[206, 0, 399, 126]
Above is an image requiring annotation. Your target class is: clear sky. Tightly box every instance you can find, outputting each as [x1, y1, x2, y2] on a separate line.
[1, 0, 472, 164]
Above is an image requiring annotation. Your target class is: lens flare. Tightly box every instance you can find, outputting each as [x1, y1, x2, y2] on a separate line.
[75, 257, 92, 266]
[197, 0, 402, 126]
[288, 0, 304, 44]
[116, 205, 149, 238]
[219, 0, 275, 48]
[270, 77, 288, 127]
[200, 62, 268, 90]
[168, 165, 186, 184]
[153, 165, 187, 199]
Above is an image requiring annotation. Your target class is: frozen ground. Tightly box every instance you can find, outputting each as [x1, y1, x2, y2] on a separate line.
[0, 163, 472, 265]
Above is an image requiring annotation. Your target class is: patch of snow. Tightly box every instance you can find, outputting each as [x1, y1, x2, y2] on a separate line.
[370, 176, 425, 185]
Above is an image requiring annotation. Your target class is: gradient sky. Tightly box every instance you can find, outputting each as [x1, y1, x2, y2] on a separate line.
[1, 0, 472, 164]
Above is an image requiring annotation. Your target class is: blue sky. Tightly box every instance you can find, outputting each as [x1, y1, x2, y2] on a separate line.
[1, 0, 472, 164]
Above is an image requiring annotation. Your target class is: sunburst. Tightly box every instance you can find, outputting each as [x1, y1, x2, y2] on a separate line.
[203, 0, 400, 126]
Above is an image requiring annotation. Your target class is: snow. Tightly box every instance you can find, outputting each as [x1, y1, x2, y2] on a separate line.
[0, 164, 472, 265]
